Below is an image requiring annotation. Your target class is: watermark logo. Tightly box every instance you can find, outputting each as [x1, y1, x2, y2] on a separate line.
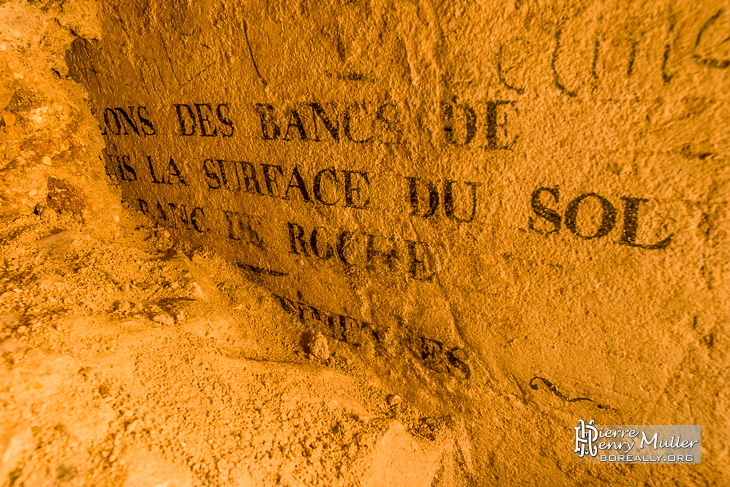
[572, 421, 701, 463]
[574, 419, 599, 458]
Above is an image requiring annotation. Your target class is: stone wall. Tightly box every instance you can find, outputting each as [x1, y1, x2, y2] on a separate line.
[0, 0, 119, 233]
[0, 0, 728, 485]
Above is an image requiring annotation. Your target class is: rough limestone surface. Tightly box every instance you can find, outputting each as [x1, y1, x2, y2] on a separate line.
[0, 211, 455, 487]
[0, 0, 728, 485]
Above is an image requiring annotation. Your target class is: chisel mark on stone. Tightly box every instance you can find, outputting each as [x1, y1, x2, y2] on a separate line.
[242, 18, 268, 87]
[529, 376, 610, 409]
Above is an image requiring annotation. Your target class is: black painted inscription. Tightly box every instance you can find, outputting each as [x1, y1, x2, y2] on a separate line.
[221, 209, 264, 247]
[99, 106, 156, 136]
[442, 100, 518, 149]
[407, 177, 482, 223]
[137, 197, 207, 233]
[286, 221, 436, 281]
[274, 294, 385, 352]
[255, 102, 401, 143]
[273, 294, 471, 379]
[529, 187, 673, 249]
[147, 156, 188, 185]
[202, 159, 371, 209]
[174, 103, 234, 137]
[104, 153, 138, 182]
[417, 336, 471, 380]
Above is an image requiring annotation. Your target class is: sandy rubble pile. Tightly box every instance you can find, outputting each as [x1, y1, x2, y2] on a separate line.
[0, 208, 460, 487]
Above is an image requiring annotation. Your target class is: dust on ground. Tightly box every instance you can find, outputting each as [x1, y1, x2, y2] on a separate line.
[0, 206, 460, 487]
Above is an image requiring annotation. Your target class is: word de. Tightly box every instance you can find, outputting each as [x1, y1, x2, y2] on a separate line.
[442, 100, 518, 148]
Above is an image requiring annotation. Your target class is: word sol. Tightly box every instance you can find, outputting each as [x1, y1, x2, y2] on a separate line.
[529, 187, 673, 249]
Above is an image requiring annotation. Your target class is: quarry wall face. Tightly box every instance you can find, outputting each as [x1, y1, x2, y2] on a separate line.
[56, 0, 730, 482]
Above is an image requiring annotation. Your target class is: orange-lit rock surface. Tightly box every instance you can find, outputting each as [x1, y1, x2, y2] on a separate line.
[0, 0, 728, 485]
